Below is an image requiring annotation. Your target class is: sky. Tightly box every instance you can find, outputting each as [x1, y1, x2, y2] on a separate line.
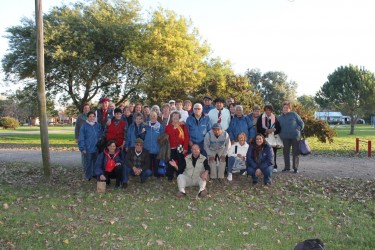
[1, 0, 375, 97]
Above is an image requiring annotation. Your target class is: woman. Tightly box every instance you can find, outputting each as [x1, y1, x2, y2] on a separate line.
[151, 105, 161, 117]
[125, 112, 146, 151]
[143, 105, 151, 122]
[246, 133, 274, 186]
[144, 111, 165, 177]
[104, 108, 127, 151]
[134, 102, 143, 114]
[256, 104, 281, 173]
[158, 103, 172, 127]
[164, 111, 190, 180]
[95, 140, 124, 189]
[78, 111, 103, 180]
[278, 101, 304, 173]
[122, 105, 133, 125]
[227, 132, 249, 181]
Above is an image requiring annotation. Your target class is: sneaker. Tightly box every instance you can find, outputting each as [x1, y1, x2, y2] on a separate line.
[265, 182, 272, 186]
[242, 171, 247, 176]
[273, 168, 278, 173]
[198, 190, 207, 198]
[176, 191, 186, 198]
[227, 173, 233, 181]
[281, 168, 290, 172]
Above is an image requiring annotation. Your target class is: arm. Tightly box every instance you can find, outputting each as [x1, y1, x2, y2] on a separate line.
[95, 153, 105, 178]
[203, 133, 212, 157]
[228, 119, 235, 141]
[259, 145, 274, 171]
[78, 125, 86, 152]
[182, 125, 190, 151]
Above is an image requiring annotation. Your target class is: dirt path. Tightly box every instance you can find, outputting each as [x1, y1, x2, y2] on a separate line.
[1, 149, 374, 180]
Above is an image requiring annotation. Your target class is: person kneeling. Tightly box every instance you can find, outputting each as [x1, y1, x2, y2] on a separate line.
[95, 140, 125, 189]
[246, 134, 274, 186]
[172, 144, 209, 198]
[124, 138, 152, 185]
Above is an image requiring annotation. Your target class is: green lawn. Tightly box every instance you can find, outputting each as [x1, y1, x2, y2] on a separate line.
[0, 163, 373, 249]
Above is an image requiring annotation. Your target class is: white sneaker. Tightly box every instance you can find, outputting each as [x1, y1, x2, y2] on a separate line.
[227, 173, 233, 181]
[273, 168, 278, 173]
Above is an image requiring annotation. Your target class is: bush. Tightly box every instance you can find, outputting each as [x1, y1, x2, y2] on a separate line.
[1, 116, 19, 129]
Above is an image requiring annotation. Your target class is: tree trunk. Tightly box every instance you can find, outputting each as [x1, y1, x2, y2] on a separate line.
[35, 0, 51, 179]
[349, 120, 355, 135]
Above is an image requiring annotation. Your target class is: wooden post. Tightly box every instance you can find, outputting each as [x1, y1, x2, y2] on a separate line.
[35, 0, 51, 178]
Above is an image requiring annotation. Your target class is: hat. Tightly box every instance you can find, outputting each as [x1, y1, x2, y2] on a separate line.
[213, 97, 225, 103]
[135, 138, 144, 144]
[169, 100, 175, 104]
[99, 97, 110, 104]
[212, 123, 222, 129]
[203, 96, 212, 101]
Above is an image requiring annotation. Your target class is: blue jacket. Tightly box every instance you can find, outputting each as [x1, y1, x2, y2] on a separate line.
[246, 114, 257, 140]
[203, 104, 215, 115]
[144, 122, 164, 154]
[278, 112, 304, 140]
[186, 113, 211, 144]
[246, 143, 274, 171]
[228, 115, 254, 142]
[95, 149, 124, 178]
[78, 122, 102, 153]
[125, 122, 147, 148]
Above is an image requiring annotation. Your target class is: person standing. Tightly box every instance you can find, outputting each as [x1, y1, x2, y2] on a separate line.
[125, 112, 146, 151]
[75, 103, 90, 169]
[246, 105, 261, 142]
[208, 97, 231, 131]
[228, 105, 254, 145]
[202, 96, 215, 116]
[278, 101, 304, 173]
[104, 108, 127, 152]
[95, 97, 113, 131]
[175, 99, 189, 123]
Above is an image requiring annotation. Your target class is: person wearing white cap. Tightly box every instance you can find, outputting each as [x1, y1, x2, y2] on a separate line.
[169, 100, 176, 111]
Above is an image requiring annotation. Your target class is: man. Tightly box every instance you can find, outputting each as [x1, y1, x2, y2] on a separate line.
[226, 97, 234, 110]
[204, 123, 231, 181]
[186, 103, 211, 156]
[169, 100, 176, 111]
[246, 105, 261, 142]
[228, 105, 255, 145]
[124, 138, 152, 187]
[95, 97, 113, 131]
[202, 96, 214, 116]
[171, 144, 209, 198]
[75, 103, 90, 169]
[175, 99, 189, 123]
[208, 97, 231, 131]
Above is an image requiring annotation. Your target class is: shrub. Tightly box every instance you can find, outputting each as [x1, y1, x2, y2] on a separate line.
[1, 116, 19, 129]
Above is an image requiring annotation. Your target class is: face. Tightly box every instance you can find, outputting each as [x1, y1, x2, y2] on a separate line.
[135, 142, 143, 152]
[169, 102, 176, 108]
[171, 113, 180, 123]
[102, 101, 109, 110]
[191, 145, 200, 158]
[215, 101, 224, 110]
[83, 105, 90, 114]
[283, 105, 291, 114]
[253, 109, 260, 118]
[212, 128, 222, 137]
[135, 105, 142, 113]
[193, 105, 202, 116]
[114, 112, 122, 120]
[109, 103, 116, 110]
[226, 98, 233, 107]
[150, 112, 158, 122]
[203, 98, 211, 106]
[107, 143, 116, 152]
[255, 135, 263, 146]
[124, 107, 131, 116]
[129, 104, 135, 112]
[184, 103, 192, 111]
[144, 107, 150, 116]
[175, 102, 183, 110]
[119, 105, 125, 111]
[135, 116, 143, 125]
[265, 108, 272, 117]
[88, 113, 96, 122]
[162, 106, 170, 114]
[238, 134, 246, 145]
[235, 107, 242, 117]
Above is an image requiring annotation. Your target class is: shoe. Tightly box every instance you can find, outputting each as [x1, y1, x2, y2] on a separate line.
[176, 191, 186, 198]
[198, 190, 207, 197]
[273, 168, 278, 173]
[242, 171, 247, 176]
[122, 183, 128, 189]
[252, 181, 258, 186]
[281, 168, 290, 172]
[265, 182, 272, 186]
[293, 169, 299, 173]
[114, 184, 121, 189]
[227, 173, 233, 181]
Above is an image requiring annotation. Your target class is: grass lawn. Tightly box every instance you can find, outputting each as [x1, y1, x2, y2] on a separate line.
[0, 163, 374, 249]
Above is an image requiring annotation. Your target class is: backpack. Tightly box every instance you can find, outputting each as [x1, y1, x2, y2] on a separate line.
[294, 239, 324, 250]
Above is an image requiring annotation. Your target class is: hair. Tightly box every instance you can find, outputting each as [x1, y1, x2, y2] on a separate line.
[193, 103, 203, 109]
[106, 139, 117, 147]
[87, 111, 95, 117]
[237, 132, 247, 141]
[183, 100, 192, 106]
[151, 105, 160, 113]
[283, 101, 292, 109]
[133, 112, 144, 121]
[161, 103, 171, 112]
[252, 105, 261, 111]
[264, 104, 274, 111]
[114, 108, 122, 114]
[150, 111, 158, 119]
[175, 99, 183, 104]
[235, 105, 243, 114]
[171, 110, 181, 119]
[253, 133, 266, 146]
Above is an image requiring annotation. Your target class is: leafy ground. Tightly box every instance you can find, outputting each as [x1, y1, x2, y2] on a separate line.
[0, 162, 374, 249]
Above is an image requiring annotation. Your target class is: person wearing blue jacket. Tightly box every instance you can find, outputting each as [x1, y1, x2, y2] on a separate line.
[125, 112, 146, 151]
[228, 105, 254, 144]
[144, 111, 165, 176]
[186, 103, 211, 156]
[278, 101, 304, 173]
[78, 111, 103, 181]
[246, 133, 274, 186]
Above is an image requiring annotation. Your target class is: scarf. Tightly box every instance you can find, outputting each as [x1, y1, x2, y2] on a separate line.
[149, 121, 161, 131]
[86, 120, 95, 126]
[262, 113, 275, 130]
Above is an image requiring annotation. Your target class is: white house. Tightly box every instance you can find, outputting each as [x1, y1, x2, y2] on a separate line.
[314, 111, 343, 123]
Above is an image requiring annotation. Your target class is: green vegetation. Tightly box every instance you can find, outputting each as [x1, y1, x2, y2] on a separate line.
[0, 117, 19, 129]
[0, 163, 373, 249]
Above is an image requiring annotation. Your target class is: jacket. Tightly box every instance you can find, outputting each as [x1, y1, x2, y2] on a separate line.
[246, 143, 274, 171]
[182, 154, 209, 180]
[78, 121, 102, 153]
[186, 113, 211, 144]
[105, 119, 127, 147]
[228, 115, 254, 142]
[125, 147, 151, 171]
[75, 113, 88, 140]
[165, 124, 190, 151]
[204, 130, 231, 157]
[95, 148, 124, 177]
[246, 113, 259, 139]
[256, 113, 281, 137]
[125, 122, 147, 148]
[144, 121, 164, 154]
[278, 112, 304, 140]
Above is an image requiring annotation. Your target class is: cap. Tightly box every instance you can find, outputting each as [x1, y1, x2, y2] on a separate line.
[169, 100, 175, 104]
[213, 97, 225, 103]
[212, 123, 222, 129]
[203, 96, 212, 101]
[135, 138, 144, 144]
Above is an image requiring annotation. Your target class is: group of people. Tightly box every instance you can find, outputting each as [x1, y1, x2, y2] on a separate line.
[75, 96, 304, 197]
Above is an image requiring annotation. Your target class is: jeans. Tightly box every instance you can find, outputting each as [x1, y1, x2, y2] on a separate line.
[247, 166, 273, 184]
[124, 167, 152, 183]
[84, 152, 98, 180]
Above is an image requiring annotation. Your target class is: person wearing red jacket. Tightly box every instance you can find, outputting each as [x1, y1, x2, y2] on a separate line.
[104, 108, 127, 151]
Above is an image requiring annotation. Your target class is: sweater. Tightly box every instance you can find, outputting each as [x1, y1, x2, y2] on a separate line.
[278, 112, 304, 140]
[203, 130, 231, 157]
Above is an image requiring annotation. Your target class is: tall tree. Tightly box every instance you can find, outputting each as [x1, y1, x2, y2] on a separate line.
[316, 65, 375, 134]
[2, 0, 143, 111]
[297, 95, 319, 112]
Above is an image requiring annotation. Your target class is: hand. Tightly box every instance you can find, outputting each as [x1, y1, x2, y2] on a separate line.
[99, 175, 106, 181]
[231, 140, 234, 145]
[142, 128, 146, 133]
[115, 163, 121, 166]
[133, 167, 141, 176]
[255, 169, 262, 177]
[169, 160, 178, 170]
[183, 150, 188, 154]
[220, 156, 226, 162]
[188, 140, 193, 147]
[200, 170, 209, 181]
[82, 150, 87, 155]
[208, 156, 215, 163]
[106, 119, 111, 126]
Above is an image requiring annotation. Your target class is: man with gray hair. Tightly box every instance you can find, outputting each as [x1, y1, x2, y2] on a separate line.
[228, 105, 255, 144]
[186, 103, 211, 156]
[204, 123, 231, 181]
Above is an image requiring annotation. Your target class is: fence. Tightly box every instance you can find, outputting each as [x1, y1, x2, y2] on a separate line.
[355, 138, 372, 157]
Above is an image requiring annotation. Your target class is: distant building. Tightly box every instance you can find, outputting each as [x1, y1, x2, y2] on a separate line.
[314, 111, 343, 124]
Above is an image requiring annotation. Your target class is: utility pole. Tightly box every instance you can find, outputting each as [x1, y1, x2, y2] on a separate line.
[35, 0, 51, 178]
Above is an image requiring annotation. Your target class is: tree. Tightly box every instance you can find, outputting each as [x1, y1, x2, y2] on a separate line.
[2, 0, 143, 111]
[245, 69, 297, 114]
[316, 65, 375, 134]
[297, 95, 319, 112]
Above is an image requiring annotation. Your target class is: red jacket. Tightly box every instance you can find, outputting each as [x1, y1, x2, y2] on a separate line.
[106, 120, 127, 147]
[165, 124, 189, 151]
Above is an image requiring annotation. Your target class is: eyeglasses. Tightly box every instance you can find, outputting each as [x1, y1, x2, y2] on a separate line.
[194, 108, 202, 110]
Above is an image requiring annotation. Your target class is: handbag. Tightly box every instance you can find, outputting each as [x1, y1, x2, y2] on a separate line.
[299, 131, 311, 156]
[97, 181, 106, 193]
[265, 133, 283, 148]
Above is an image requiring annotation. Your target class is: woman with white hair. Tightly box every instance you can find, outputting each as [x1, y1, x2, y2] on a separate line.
[228, 105, 255, 145]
